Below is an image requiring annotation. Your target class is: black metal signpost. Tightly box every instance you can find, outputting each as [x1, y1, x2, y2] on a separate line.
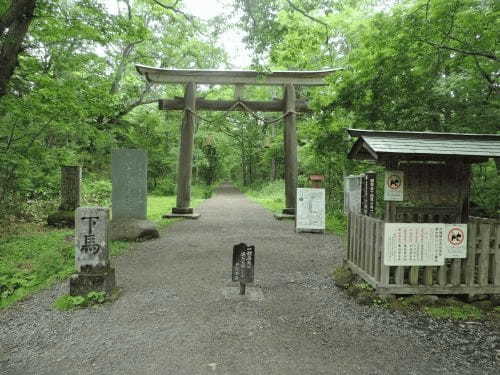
[232, 243, 255, 295]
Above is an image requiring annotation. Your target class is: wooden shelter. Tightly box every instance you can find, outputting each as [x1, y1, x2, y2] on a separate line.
[345, 129, 500, 296]
[135, 65, 340, 218]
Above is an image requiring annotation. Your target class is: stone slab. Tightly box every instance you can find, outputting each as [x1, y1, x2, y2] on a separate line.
[110, 218, 159, 241]
[75, 207, 110, 271]
[69, 267, 115, 296]
[222, 286, 264, 302]
[274, 213, 295, 220]
[112, 149, 148, 220]
[163, 213, 201, 219]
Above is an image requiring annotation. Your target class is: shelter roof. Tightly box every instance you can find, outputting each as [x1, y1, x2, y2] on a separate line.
[347, 129, 500, 163]
[135, 64, 341, 86]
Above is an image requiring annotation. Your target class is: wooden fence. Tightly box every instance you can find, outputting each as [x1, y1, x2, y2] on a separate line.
[346, 213, 500, 295]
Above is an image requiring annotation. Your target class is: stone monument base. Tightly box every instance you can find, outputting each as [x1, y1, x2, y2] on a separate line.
[274, 213, 295, 220]
[47, 210, 76, 228]
[70, 267, 115, 296]
[164, 207, 200, 219]
[109, 218, 159, 241]
[163, 212, 201, 219]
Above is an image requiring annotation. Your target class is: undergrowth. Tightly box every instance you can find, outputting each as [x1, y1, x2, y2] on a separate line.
[53, 291, 107, 311]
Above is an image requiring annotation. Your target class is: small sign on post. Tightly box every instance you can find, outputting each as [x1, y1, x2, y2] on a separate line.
[384, 170, 404, 201]
[232, 243, 255, 295]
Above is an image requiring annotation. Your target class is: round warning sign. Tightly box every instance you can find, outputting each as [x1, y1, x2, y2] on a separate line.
[448, 227, 465, 247]
[387, 175, 402, 190]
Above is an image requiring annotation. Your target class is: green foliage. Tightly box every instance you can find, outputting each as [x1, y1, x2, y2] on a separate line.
[424, 305, 484, 321]
[241, 180, 286, 214]
[332, 266, 354, 288]
[53, 291, 106, 311]
[0, 229, 74, 309]
[82, 179, 112, 207]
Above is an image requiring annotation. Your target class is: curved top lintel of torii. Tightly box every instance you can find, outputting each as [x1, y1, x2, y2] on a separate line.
[135, 64, 343, 86]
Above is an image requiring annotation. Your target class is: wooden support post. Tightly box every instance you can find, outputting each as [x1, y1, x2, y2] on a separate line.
[169, 82, 198, 217]
[282, 84, 297, 215]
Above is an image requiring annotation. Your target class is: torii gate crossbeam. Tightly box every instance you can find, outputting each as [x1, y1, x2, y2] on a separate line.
[135, 65, 339, 219]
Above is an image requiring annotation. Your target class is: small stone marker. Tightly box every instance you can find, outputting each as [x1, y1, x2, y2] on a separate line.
[110, 149, 159, 241]
[70, 207, 115, 296]
[232, 243, 255, 295]
[47, 166, 81, 227]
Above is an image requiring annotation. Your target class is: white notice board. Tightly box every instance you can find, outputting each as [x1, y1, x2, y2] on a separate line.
[384, 223, 444, 266]
[296, 188, 325, 232]
[384, 170, 404, 201]
[384, 223, 468, 266]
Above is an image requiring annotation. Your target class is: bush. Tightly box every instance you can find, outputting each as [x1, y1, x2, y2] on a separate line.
[82, 179, 112, 206]
[151, 179, 176, 196]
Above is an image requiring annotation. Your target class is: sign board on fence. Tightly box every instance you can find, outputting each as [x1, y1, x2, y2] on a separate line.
[344, 176, 362, 214]
[296, 188, 325, 232]
[444, 224, 467, 258]
[384, 223, 468, 266]
[384, 223, 445, 266]
[384, 170, 404, 201]
[232, 243, 255, 283]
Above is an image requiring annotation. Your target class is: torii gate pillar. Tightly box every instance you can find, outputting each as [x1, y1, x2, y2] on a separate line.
[282, 84, 297, 215]
[164, 82, 200, 219]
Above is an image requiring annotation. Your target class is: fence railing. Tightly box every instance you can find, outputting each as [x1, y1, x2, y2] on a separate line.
[346, 213, 500, 295]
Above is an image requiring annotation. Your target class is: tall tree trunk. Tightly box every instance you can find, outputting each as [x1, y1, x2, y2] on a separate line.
[0, 0, 37, 97]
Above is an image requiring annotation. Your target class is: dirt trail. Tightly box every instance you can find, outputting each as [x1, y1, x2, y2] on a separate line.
[1, 184, 497, 374]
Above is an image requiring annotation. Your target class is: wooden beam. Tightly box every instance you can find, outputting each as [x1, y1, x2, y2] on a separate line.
[159, 98, 311, 113]
[136, 64, 341, 86]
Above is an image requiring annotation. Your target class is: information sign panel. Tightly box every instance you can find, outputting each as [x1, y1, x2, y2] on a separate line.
[232, 243, 255, 283]
[384, 170, 404, 201]
[384, 223, 468, 266]
[296, 188, 325, 232]
[384, 223, 445, 266]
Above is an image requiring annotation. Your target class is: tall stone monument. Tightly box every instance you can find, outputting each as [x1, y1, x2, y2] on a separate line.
[70, 207, 115, 296]
[47, 166, 81, 227]
[109, 149, 159, 241]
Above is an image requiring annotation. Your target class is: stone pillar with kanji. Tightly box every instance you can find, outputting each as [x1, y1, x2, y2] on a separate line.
[69, 207, 116, 296]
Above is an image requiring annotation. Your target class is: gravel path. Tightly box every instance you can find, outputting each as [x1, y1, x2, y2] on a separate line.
[1, 184, 498, 375]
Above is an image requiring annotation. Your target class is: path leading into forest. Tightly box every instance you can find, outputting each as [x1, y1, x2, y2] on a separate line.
[1, 184, 497, 375]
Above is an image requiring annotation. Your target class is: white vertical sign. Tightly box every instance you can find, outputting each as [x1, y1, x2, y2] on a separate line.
[444, 224, 467, 258]
[384, 170, 404, 201]
[296, 188, 325, 232]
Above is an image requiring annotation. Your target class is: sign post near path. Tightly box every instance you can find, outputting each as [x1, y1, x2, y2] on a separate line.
[232, 243, 255, 295]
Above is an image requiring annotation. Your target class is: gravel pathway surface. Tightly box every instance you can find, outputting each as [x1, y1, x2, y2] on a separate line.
[1, 184, 498, 375]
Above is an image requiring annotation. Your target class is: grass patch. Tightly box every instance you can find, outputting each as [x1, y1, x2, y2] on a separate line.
[0, 191, 210, 310]
[423, 305, 484, 320]
[241, 180, 285, 214]
[53, 291, 107, 311]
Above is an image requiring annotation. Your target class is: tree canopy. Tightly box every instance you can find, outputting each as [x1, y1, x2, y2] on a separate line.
[0, 0, 498, 220]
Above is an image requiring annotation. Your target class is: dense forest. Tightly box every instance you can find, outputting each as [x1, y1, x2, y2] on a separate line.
[0, 0, 498, 226]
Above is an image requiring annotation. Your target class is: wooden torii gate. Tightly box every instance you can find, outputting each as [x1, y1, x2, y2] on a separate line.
[135, 65, 337, 219]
